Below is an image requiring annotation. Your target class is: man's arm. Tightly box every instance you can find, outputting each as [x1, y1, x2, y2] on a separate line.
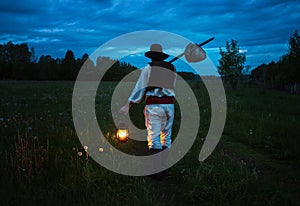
[119, 65, 150, 114]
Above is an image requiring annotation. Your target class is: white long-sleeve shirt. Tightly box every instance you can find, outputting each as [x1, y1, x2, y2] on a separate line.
[128, 64, 176, 104]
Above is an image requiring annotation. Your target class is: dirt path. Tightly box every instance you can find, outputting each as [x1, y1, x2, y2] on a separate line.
[221, 141, 300, 203]
[132, 141, 187, 205]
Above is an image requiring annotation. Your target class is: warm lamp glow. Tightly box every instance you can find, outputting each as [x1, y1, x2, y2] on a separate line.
[117, 129, 129, 142]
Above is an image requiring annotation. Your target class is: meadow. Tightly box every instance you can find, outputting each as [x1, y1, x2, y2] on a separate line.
[0, 80, 299, 206]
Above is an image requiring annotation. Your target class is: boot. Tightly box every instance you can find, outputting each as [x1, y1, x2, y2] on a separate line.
[161, 146, 171, 177]
[148, 148, 164, 181]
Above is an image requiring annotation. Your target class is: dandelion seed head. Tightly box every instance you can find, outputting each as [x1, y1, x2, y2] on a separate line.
[99, 147, 104, 152]
[252, 167, 257, 175]
[241, 159, 246, 166]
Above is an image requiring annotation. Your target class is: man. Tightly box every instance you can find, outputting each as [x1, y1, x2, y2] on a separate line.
[120, 43, 176, 156]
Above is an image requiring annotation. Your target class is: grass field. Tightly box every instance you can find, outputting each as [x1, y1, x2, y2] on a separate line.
[0, 80, 299, 206]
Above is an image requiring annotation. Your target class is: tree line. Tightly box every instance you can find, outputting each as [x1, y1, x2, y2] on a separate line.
[1, 30, 299, 92]
[218, 30, 300, 93]
[251, 30, 300, 93]
[0, 41, 201, 81]
[0, 41, 139, 81]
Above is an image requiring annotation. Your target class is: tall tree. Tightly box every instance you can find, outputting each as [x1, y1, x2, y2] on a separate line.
[0, 41, 33, 79]
[287, 30, 300, 86]
[218, 39, 246, 90]
[61, 50, 77, 80]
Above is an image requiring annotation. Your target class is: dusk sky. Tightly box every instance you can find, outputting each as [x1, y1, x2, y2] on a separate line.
[0, 0, 299, 73]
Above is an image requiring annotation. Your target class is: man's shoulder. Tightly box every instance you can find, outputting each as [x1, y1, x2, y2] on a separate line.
[141, 64, 151, 71]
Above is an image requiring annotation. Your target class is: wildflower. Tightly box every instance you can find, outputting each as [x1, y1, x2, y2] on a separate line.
[77, 152, 83, 157]
[252, 167, 257, 175]
[84, 146, 88, 152]
[99, 147, 104, 152]
[240, 159, 246, 166]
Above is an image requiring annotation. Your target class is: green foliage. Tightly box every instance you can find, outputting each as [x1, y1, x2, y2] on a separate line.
[0, 41, 33, 80]
[252, 30, 300, 93]
[218, 39, 246, 90]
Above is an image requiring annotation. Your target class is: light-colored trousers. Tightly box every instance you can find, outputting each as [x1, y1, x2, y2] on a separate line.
[144, 104, 174, 149]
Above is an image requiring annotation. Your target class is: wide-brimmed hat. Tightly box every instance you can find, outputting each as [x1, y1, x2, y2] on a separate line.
[145, 44, 169, 60]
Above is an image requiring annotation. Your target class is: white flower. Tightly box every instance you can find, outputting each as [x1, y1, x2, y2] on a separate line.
[252, 167, 257, 175]
[77, 152, 83, 157]
[240, 159, 246, 166]
[84, 146, 88, 150]
[99, 147, 104, 152]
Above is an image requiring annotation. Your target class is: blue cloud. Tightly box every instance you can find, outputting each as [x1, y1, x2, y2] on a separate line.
[0, 0, 299, 70]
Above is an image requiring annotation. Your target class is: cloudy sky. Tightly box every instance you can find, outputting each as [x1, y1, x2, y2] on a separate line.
[0, 0, 299, 73]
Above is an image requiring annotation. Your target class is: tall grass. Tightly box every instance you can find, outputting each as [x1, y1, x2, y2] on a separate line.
[0, 81, 299, 205]
[223, 87, 300, 160]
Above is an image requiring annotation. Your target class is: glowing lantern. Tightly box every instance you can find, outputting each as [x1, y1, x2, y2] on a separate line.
[116, 123, 129, 142]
